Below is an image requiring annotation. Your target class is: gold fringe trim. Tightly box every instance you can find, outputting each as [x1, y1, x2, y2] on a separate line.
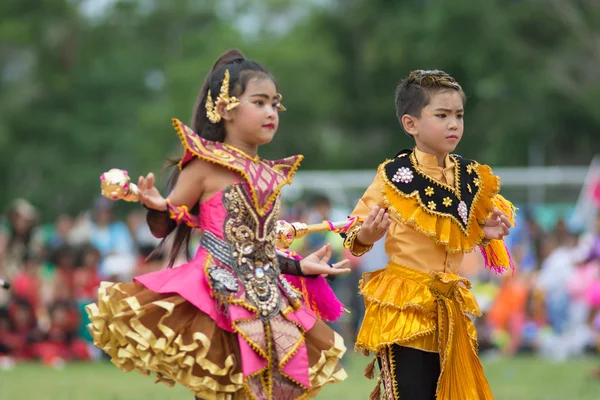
[388, 345, 400, 399]
[342, 221, 372, 257]
[479, 194, 518, 271]
[369, 377, 382, 400]
[172, 118, 303, 217]
[364, 356, 377, 379]
[379, 160, 502, 254]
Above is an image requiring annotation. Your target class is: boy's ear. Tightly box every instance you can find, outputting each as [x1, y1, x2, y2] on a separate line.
[401, 114, 418, 137]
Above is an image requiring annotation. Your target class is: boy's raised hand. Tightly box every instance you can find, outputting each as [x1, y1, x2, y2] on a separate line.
[356, 206, 391, 246]
[483, 208, 511, 241]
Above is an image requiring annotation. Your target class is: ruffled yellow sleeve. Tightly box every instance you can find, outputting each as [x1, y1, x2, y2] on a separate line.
[343, 173, 386, 256]
[479, 194, 517, 273]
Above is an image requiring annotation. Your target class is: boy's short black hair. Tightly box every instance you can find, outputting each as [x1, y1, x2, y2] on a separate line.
[395, 70, 466, 136]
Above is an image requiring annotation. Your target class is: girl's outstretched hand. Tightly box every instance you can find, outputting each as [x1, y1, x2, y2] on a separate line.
[300, 243, 351, 276]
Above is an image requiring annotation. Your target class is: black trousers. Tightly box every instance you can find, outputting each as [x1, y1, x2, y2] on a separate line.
[379, 345, 441, 400]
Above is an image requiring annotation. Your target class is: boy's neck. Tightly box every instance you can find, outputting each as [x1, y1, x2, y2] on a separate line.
[414, 145, 448, 168]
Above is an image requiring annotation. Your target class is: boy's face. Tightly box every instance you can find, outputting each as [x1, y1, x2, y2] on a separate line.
[406, 90, 464, 158]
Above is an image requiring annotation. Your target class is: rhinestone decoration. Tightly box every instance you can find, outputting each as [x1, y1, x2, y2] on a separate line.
[279, 276, 301, 299]
[209, 267, 239, 292]
[391, 167, 414, 184]
[458, 201, 468, 225]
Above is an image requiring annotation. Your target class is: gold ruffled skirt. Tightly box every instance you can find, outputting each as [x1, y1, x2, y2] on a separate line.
[357, 263, 494, 400]
[86, 281, 346, 400]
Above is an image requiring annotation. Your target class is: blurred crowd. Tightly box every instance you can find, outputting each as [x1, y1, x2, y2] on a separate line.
[0, 197, 165, 369]
[0, 194, 599, 374]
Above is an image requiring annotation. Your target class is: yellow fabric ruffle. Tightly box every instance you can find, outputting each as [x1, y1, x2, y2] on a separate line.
[380, 161, 502, 254]
[356, 263, 480, 354]
[357, 263, 494, 399]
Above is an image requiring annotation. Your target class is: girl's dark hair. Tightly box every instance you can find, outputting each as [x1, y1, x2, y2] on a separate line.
[160, 49, 276, 268]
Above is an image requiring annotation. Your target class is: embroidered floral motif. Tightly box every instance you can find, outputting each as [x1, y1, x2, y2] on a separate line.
[443, 197, 453, 207]
[425, 186, 434, 196]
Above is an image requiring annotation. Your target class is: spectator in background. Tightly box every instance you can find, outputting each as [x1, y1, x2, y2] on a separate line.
[73, 244, 102, 347]
[0, 307, 19, 369]
[46, 214, 74, 252]
[126, 209, 161, 253]
[536, 233, 578, 334]
[87, 198, 135, 280]
[0, 199, 40, 285]
[303, 195, 352, 340]
[12, 252, 44, 320]
[48, 245, 77, 301]
[37, 300, 91, 368]
[73, 244, 101, 301]
[304, 195, 345, 265]
[7, 297, 42, 360]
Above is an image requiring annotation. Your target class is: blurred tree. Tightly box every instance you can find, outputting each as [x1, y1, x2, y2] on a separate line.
[1, 0, 599, 218]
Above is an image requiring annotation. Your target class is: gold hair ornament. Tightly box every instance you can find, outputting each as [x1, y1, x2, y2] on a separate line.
[276, 93, 286, 112]
[205, 69, 240, 124]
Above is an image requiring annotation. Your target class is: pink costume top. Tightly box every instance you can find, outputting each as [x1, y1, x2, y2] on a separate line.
[134, 119, 323, 392]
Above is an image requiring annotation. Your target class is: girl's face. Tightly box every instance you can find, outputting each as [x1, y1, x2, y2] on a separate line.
[223, 77, 281, 147]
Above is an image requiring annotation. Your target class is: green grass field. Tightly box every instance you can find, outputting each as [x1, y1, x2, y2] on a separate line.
[1, 354, 598, 399]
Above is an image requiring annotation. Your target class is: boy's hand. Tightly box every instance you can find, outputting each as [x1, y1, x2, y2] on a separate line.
[356, 206, 391, 246]
[483, 208, 511, 241]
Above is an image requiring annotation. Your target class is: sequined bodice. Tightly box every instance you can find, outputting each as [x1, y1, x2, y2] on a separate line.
[197, 182, 298, 321]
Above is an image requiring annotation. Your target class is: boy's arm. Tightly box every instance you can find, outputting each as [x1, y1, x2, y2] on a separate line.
[479, 194, 517, 273]
[343, 173, 388, 257]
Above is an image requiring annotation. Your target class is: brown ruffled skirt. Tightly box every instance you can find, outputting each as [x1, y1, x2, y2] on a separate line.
[86, 282, 346, 400]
